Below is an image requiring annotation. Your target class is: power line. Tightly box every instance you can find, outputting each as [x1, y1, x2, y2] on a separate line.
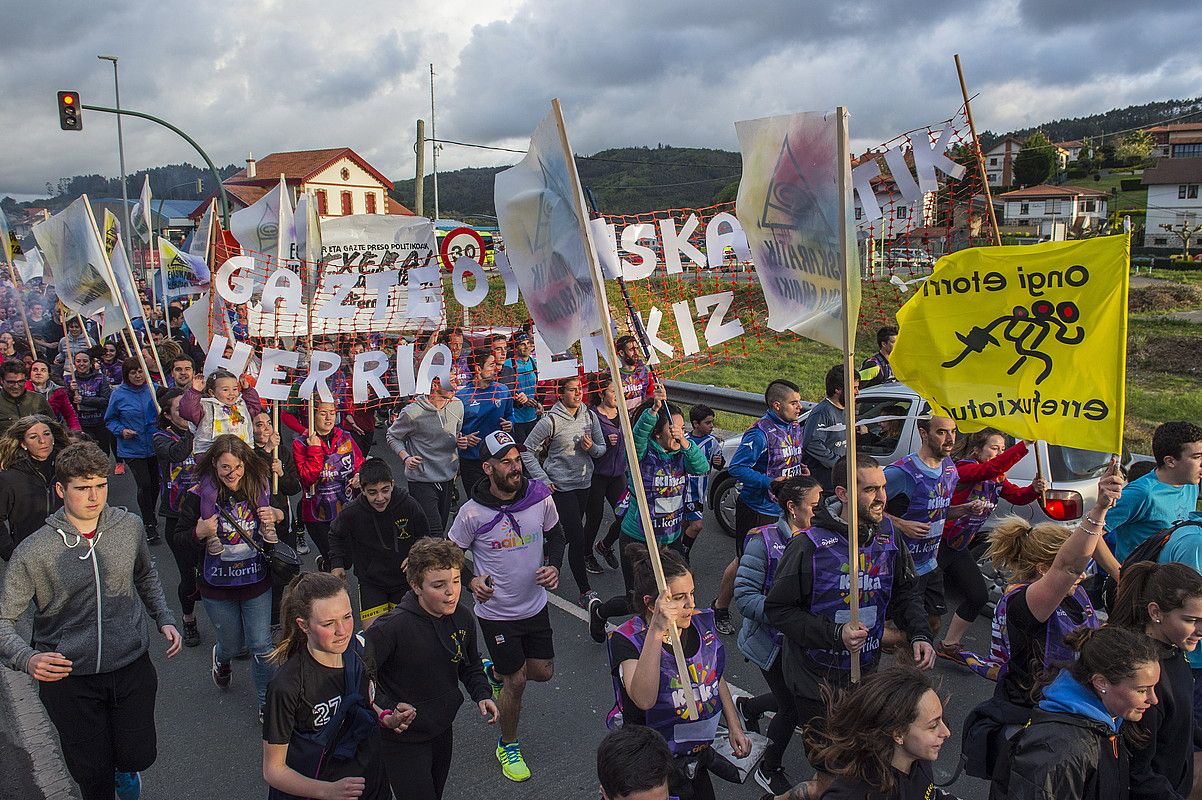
[427, 138, 739, 169]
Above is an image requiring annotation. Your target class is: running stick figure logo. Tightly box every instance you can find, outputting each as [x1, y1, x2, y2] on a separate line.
[941, 300, 1084, 385]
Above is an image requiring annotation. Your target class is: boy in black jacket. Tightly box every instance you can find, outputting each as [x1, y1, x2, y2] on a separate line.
[365, 537, 498, 800]
[330, 458, 433, 627]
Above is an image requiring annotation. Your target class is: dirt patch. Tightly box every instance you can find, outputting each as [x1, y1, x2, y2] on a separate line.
[1129, 283, 1202, 313]
[1129, 334, 1201, 376]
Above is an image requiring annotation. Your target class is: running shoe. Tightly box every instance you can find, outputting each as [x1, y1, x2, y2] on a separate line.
[735, 694, 761, 734]
[211, 645, 232, 689]
[315, 555, 327, 573]
[712, 606, 736, 636]
[578, 589, 600, 610]
[496, 739, 531, 782]
[935, 641, 971, 668]
[182, 619, 200, 648]
[295, 534, 310, 555]
[115, 771, 141, 800]
[595, 541, 619, 570]
[589, 597, 606, 644]
[585, 554, 604, 575]
[144, 525, 160, 545]
[481, 657, 503, 699]
[754, 765, 794, 796]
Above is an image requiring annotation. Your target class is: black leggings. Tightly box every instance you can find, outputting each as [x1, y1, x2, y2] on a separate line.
[306, 521, 331, 564]
[125, 456, 160, 532]
[553, 488, 592, 595]
[670, 756, 716, 800]
[163, 516, 198, 617]
[83, 424, 115, 458]
[741, 658, 798, 771]
[584, 473, 626, 548]
[408, 480, 454, 535]
[937, 542, 988, 623]
[381, 727, 453, 800]
[39, 652, 159, 800]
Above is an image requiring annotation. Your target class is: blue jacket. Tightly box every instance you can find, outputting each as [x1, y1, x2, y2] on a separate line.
[730, 411, 786, 516]
[733, 532, 782, 671]
[1039, 669, 1122, 733]
[105, 382, 158, 459]
[456, 381, 514, 461]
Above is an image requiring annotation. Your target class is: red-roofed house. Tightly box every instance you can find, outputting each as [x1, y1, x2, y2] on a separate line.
[998, 184, 1109, 239]
[195, 147, 413, 220]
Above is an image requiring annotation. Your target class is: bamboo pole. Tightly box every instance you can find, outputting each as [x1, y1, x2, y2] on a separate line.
[60, 317, 75, 374]
[83, 198, 160, 411]
[836, 108, 864, 683]
[954, 54, 1002, 248]
[5, 262, 39, 357]
[271, 401, 280, 495]
[551, 98, 699, 719]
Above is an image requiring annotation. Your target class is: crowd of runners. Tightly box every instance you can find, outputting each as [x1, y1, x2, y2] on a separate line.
[0, 299, 1201, 800]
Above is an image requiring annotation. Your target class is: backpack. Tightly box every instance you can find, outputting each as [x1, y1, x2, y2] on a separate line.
[535, 416, 557, 462]
[1102, 520, 1202, 612]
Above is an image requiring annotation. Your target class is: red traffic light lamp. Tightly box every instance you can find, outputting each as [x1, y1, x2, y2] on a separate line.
[57, 91, 83, 131]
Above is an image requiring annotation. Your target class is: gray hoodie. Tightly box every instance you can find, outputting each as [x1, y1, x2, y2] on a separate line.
[521, 402, 606, 492]
[386, 396, 464, 484]
[0, 505, 176, 676]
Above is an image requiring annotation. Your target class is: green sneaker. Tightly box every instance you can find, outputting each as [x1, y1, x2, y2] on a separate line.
[496, 739, 531, 782]
[481, 657, 503, 699]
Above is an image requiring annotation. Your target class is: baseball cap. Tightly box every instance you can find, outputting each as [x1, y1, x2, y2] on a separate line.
[512, 331, 532, 343]
[483, 430, 526, 460]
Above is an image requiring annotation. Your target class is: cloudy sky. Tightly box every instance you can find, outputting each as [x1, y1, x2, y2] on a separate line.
[2, 0, 1200, 200]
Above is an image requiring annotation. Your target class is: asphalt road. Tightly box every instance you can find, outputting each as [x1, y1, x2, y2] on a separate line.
[66, 438, 996, 799]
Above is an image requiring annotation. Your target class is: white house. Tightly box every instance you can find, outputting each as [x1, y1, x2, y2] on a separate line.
[998, 184, 1109, 240]
[198, 147, 412, 221]
[852, 176, 937, 238]
[1055, 140, 1085, 163]
[1141, 157, 1202, 249]
[984, 137, 1023, 187]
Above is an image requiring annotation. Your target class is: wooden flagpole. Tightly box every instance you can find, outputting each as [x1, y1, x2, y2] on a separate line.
[75, 315, 93, 348]
[59, 316, 75, 373]
[835, 108, 864, 683]
[551, 98, 699, 719]
[4, 262, 39, 357]
[82, 198, 160, 411]
[954, 54, 1002, 249]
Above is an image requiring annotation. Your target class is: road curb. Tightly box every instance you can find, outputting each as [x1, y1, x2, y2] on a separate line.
[0, 667, 80, 800]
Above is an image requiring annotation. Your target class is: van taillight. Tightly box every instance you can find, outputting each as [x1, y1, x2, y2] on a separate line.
[1042, 490, 1083, 521]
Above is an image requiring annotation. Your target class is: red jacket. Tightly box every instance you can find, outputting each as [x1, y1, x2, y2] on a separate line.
[292, 428, 364, 525]
[951, 440, 1038, 507]
[26, 381, 81, 430]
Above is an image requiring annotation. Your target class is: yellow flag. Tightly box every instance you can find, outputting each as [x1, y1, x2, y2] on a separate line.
[891, 235, 1129, 452]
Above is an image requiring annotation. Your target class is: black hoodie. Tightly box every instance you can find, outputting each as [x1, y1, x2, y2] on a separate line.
[0, 452, 61, 560]
[363, 592, 492, 742]
[328, 490, 434, 592]
[763, 496, 931, 701]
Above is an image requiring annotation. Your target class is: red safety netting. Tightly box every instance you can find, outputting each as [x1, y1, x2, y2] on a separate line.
[207, 108, 994, 412]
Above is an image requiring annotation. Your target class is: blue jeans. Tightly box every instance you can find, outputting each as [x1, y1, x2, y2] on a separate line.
[202, 590, 275, 707]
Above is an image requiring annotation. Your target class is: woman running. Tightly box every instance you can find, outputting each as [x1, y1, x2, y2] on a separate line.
[27, 359, 80, 430]
[606, 544, 750, 800]
[263, 572, 389, 800]
[585, 373, 627, 574]
[801, 666, 956, 800]
[937, 432, 1045, 663]
[153, 387, 201, 648]
[731, 474, 822, 795]
[1109, 561, 1202, 800]
[0, 414, 70, 560]
[991, 625, 1160, 800]
[520, 375, 607, 608]
[179, 434, 283, 716]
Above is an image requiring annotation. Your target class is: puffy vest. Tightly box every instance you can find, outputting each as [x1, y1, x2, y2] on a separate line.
[805, 519, 898, 670]
[607, 609, 725, 756]
[744, 519, 793, 648]
[890, 454, 958, 575]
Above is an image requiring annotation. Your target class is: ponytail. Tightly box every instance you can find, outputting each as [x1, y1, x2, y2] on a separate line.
[1064, 625, 1159, 686]
[268, 572, 348, 665]
[1110, 561, 1202, 630]
[987, 517, 1069, 583]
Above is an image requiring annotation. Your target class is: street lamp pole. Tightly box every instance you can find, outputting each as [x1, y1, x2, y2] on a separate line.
[98, 55, 133, 259]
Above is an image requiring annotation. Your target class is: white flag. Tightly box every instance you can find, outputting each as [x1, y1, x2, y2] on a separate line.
[294, 191, 321, 266]
[32, 196, 120, 322]
[14, 246, 45, 283]
[494, 106, 601, 353]
[189, 198, 215, 263]
[101, 210, 142, 328]
[132, 176, 153, 244]
[734, 110, 859, 349]
[230, 176, 294, 261]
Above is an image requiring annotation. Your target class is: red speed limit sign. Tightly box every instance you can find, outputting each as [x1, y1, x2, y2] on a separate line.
[439, 226, 486, 272]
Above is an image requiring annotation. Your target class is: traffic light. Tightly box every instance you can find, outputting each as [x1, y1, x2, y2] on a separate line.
[57, 91, 82, 131]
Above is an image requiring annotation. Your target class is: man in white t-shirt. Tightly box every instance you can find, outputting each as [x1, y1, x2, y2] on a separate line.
[448, 430, 564, 783]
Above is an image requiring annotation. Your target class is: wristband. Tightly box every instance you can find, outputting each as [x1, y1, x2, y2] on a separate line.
[1085, 515, 1105, 527]
[377, 709, 393, 725]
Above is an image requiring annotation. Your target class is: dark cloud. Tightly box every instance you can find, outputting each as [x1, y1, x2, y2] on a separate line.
[1, 0, 1199, 198]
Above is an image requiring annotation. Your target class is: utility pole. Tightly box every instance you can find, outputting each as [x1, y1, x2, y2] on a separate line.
[430, 64, 440, 221]
[415, 119, 426, 218]
[98, 55, 133, 259]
